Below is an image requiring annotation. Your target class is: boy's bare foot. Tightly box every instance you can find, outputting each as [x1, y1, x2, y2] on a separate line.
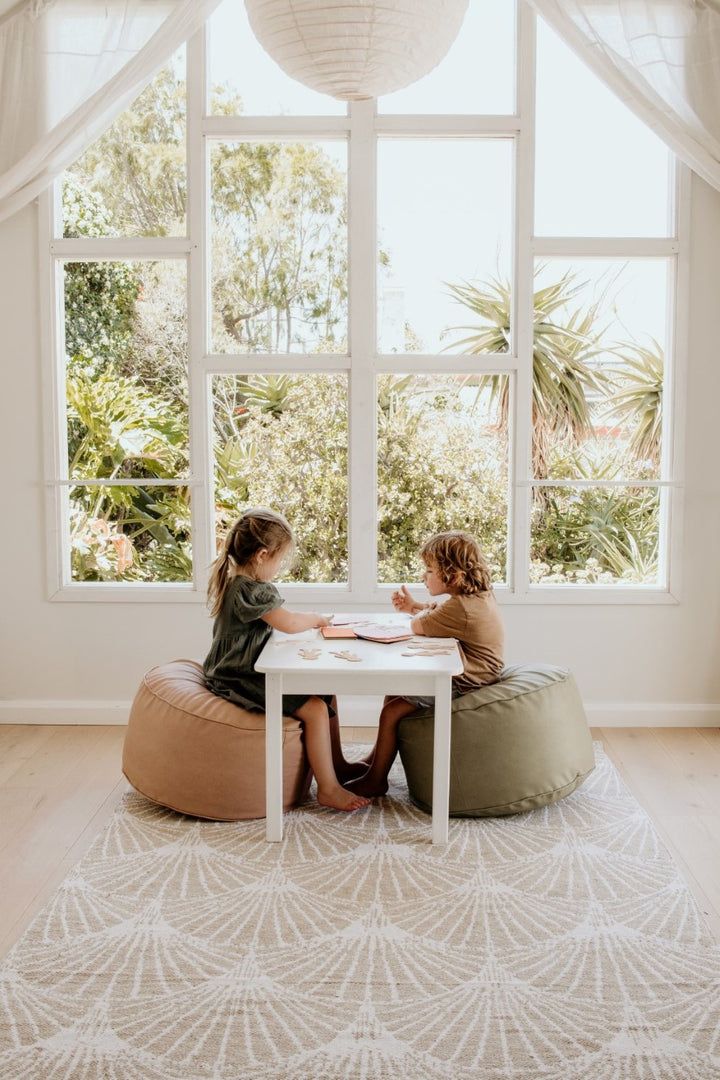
[345, 775, 389, 799]
[317, 785, 371, 812]
[336, 759, 370, 783]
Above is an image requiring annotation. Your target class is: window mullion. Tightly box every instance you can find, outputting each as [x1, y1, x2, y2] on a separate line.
[663, 161, 691, 597]
[39, 192, 69, 595]
[511, 1, 536, 597]
[348, 99, 378, 598]
[188, 28, 213, 597]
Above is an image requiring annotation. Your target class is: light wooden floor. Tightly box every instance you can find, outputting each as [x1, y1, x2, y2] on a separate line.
[0, 725, 719, 961]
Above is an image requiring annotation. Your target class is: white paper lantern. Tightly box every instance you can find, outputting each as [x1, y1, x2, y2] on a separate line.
[244, 0, 470, 101]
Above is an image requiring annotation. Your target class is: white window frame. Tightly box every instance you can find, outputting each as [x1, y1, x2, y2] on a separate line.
[39, 1, 688, 607]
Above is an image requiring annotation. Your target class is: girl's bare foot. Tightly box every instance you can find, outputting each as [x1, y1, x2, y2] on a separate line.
[345, 775, 389, 799]
[336, 759, 369, 783]
[317, 785, 371, 812]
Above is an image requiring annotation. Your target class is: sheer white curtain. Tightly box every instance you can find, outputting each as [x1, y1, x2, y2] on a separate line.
[530, 0, 720, 192]
[0, 0, 222, 224]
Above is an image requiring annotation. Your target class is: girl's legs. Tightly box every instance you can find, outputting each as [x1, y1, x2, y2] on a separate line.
[328, 697, 368, 782]
[346, 696, 417, 798]
[295, 697, 370, 812]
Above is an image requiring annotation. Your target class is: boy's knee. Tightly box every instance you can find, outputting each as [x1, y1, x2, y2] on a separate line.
[380, 698, 411, 723]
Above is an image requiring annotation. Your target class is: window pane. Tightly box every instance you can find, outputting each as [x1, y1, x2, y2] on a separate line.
[530, 486, 661, 585]
[211, 142, 348, 354]
[69, 486, 191, 582]
[377, 374, 508, 584]
[209, 0, 345, 116]
[62, 51, 186, 239]
[378, 0, 515, 114]
[64, 261, 189, 479]
[378, 140, 513, 354]
[531, 259, 668, 482]
[535, 20, 671, 237]
[212, 374, 348, 583]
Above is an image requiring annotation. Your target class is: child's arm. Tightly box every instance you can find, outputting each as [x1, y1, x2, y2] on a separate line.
[411, 598, 460, 639]
[261, 608, 330, 634]
[391, 584, 435, 615]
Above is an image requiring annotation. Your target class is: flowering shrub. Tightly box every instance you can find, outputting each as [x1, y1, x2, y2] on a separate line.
[70, 509, 136, 581]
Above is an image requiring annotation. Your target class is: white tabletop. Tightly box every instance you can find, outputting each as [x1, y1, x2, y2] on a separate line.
[255, 613, 463, 679]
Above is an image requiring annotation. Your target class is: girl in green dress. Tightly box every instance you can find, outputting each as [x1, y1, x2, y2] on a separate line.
[203, 508, 370, 813]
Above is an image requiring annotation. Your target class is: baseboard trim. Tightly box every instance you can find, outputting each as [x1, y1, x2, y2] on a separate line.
[584, 703, 720, 728]
[0, 698, 718, 728]
[0, 701, 131, 725]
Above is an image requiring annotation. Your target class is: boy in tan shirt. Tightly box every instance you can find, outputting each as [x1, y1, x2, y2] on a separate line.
[347, 531, 504, 798]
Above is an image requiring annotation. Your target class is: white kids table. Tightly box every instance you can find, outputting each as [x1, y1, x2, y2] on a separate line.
[255, 615, 463, 845]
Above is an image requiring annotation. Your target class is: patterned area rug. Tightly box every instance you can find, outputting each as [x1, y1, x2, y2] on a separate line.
[1, 744, 719, 1079]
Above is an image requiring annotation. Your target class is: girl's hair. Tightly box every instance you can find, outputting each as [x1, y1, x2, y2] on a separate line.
[207, 508, 294, 617]
[420, 530, 493, 595]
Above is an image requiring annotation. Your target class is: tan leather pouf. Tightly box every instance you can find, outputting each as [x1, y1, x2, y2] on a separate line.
[122, 659, 311, 821]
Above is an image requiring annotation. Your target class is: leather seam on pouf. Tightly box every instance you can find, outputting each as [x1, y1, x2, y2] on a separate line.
[141, 670, 291, 732]
[120, 771, 257, 822]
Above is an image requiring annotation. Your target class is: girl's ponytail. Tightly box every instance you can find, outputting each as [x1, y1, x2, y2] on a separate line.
[207, 528, 236, 619]
[207, 508, 294, 617]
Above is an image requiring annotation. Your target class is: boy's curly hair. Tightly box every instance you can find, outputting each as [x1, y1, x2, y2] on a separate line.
[420, 531, 493, 595]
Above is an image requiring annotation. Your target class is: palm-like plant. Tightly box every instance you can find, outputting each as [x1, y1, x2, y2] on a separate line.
[234, 374, 297, 417]
[443, 271, 610, 478]
[377, 374, 422, 439]
[604, 340, 663, 467]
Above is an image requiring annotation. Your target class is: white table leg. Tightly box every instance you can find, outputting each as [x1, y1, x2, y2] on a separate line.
[432, 675, 452, 845]
[265, 673, 284, 842]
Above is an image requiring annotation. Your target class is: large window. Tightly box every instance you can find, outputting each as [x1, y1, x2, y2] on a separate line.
[42, 2, 685, 602]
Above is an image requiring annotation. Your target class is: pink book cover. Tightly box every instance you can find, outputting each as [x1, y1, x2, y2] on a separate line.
[321, 626, 358, 639]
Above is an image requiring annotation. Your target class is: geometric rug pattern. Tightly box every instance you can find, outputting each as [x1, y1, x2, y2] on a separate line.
[0, 744, 719, 1079]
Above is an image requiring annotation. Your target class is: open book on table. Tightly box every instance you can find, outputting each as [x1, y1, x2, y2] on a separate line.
[323, 616, 413, 643]
[353, 624, 413, 644]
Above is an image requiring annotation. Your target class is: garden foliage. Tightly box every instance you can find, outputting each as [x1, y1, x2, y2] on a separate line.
[63, 66, 663, 586]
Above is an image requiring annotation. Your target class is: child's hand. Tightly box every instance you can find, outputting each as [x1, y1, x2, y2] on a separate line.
[311, 613, 331, 628]
[392, 585, 418, 614]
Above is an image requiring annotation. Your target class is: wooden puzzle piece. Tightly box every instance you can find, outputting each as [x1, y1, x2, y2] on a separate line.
[404, 642, 455, 652]
[299, 648, 321, 660]
[330, 650, 362, 662]
[402, 649, 454, 657]
[405, 639, 454, 649]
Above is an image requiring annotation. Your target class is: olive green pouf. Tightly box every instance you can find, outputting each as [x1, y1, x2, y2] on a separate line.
[397, 664, 594, 817]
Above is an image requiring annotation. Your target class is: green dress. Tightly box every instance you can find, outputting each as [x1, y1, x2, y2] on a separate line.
[203, 575, 329, 716]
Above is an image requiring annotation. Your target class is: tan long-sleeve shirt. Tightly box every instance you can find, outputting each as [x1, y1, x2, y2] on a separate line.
[420, 591, 505, 693]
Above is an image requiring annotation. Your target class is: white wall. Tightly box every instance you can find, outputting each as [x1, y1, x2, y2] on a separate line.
[1, 177, 719, 724]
